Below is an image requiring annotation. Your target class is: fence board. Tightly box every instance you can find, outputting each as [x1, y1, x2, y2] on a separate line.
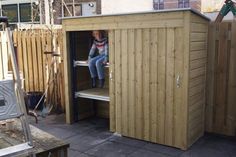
[207, 22, 236, 136]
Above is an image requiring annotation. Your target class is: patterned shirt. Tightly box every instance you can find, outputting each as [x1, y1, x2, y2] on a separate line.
[88, 38, 108, 62]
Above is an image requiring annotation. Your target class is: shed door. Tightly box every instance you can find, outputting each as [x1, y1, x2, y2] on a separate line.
[109, 28, 186, 148]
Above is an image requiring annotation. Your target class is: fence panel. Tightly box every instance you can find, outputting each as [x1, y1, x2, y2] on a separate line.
[206, 22, 236, 136]
[0, 29, 65, 111]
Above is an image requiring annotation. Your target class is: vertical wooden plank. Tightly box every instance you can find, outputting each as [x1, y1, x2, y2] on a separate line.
[22, 31, 29, 92]
[36, 30, 44, 91]
[174, 28, 185, 148]
[121, 29, 128, 136]
[63, 31, 73, 124]
[214, 23, 230, 134]
[115, 30, 122, 133]
[165, 28, 175, 146]
[142, 28, 150, 141]
[182, 12, 190, 149]
[46, 32, 53, 104]
[17, 31, 24, 75]
[150, 28, 158, 142]
[135, 29, 143, 139]
[109, 30, 116, 132]
[32, 31, 39, 91]
[157, 28, 166, 144]
[206, 23, 216, 133]
[227, 22, 236, 136]
[128, 29, 136, 137]
[26, 31, 34, 91]
[42, 31, 47, 91]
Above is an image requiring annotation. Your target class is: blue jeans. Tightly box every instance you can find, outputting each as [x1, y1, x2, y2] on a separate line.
[88, 54, 106, 79]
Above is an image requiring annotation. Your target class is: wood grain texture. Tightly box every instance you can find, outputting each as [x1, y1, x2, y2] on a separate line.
[62, 10, 209, 149]
[188, 12, 208, 147]
[206, 22, 236, 136]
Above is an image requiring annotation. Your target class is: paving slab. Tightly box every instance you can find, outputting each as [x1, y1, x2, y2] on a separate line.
[85, 141, 138, 157]
[129, 149, 171, 157]
[108, 136, 148, 148]
[143, 143, 184, 157]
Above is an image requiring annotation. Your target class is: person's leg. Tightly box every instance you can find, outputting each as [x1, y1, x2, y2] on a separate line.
[89, 55, 102, 87]
[95, 55, 106, 88]
[88, 55, 101, 78]
[95, 55, 106, 79]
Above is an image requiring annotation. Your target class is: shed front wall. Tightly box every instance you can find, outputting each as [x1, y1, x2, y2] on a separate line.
[109, 27, 187, 149]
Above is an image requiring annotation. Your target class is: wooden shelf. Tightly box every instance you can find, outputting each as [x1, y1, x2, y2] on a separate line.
[75, 88, 109, 102]
[73, 60, 109, 68]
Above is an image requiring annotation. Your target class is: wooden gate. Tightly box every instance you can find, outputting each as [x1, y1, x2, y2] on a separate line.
[206, 22, 236, 136]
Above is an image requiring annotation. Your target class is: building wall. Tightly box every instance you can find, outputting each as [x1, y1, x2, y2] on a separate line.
[201, 0, 224, 12]
[102, 0, 201, 14]
[163, 0, 201, 11]
[101, 0, 153, 14]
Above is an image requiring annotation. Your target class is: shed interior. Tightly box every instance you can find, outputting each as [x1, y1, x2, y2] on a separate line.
[69, 30, 110, 121]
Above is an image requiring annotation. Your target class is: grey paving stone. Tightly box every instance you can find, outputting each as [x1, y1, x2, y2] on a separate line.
[143, 143, 184, 157]
[180, 147, 230, 157]
[85, 141, 138, 157]
[129, 149, 171, 157]
[108, 136, 148, 148]
[44, 127, 78, 140]
[66, 131, 112, 152]
[68, 149, 92, 157]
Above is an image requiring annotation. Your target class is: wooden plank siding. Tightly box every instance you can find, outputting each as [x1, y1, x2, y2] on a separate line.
[206, 22, 236, 136]
[111, 27, 187, 148]
[62, 10, 209, 149]
[187, 13, 208, 147]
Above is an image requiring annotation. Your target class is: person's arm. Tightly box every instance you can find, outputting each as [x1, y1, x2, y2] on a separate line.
[88, 43, 96, 60]
[103, 43, 109, 63]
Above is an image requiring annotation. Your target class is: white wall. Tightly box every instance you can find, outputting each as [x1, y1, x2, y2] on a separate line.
[101, 0, 153, 14]
[201, 0, 224, 12]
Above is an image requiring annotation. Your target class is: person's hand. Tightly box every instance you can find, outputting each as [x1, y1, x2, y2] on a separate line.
[103, 61, 107, 65]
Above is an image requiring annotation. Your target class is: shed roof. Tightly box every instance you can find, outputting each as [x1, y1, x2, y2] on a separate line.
[60, 8, 210, 21]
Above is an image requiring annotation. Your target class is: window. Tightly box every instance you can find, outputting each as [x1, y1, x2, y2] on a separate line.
[2, 3, 40, 23]
[19, 3, 31, 22]
[63, 4, 82, 17]
[178, 0, 189, 8]
[153, 0, 164, 10]
[2, 4, 18, 23]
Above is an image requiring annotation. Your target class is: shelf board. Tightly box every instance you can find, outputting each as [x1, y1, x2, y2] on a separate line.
[75, 88, 110, 102]
[74, 60, 109, 68]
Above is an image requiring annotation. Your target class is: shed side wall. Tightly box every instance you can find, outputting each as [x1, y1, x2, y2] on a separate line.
[188, 13, 208, 147]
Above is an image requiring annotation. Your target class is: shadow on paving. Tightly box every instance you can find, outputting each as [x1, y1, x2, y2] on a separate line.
[29, 114, 236, 157]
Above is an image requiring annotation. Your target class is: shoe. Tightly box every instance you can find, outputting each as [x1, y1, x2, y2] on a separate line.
[99, 79, 105, 88]
[92, 77, 96, 88]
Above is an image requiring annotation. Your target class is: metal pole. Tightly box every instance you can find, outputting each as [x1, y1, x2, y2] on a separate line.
[5, 27, 33, 146]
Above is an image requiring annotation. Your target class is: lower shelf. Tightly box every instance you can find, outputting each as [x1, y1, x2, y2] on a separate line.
[75, 88, 110, 102]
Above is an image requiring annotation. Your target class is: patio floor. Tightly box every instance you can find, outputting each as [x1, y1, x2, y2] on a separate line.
[29, 114, 236, 157]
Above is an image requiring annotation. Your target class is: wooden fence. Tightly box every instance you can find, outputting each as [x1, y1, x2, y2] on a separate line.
[0, 29, 65, 111]
[206, 22, 236, 136]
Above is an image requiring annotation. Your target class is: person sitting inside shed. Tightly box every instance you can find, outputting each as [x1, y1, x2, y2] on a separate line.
[88, 30, 108, 88]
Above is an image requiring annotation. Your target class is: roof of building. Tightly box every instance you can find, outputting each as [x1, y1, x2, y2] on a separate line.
[60, 8, 210, 21]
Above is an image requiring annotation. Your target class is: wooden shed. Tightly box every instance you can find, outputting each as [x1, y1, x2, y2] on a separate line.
[62, 9, 209, 150]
